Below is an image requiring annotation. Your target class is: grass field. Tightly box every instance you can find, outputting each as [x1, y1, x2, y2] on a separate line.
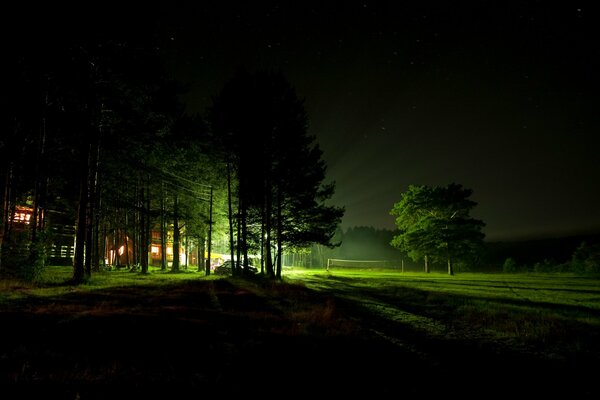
[287, 268, 600, 353]
[1, 266, 599, 398]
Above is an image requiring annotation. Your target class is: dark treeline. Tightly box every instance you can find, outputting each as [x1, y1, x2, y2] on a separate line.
[1, 18, 342, 282]
[485, 233, 600, 273]
[1, 20, 214, 281]
[309, 226, 600, 273]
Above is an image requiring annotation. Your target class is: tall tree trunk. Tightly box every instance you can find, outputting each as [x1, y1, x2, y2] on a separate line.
[172, 194, 180, 272]
[125, 209, 130, 267]
[142, 176, 150, 274]
[0, 163, 13, 271]
[114, 218, 121, 267]
[424, 255, 429, 274]
[227, 163, 235, 274]
[205, 186, 213, 276]
[235, 193, 241, 276]
[84, 156, 93, 277]
[238, 166, 248, 274]
[29, 86, 48, 273]
[84, 127, 99, 278]
[101, 208, 107, 269]
[260, 206, 265, 275]
[92, 113, 104, 273]
[184, 229, 188, 270]
[31, 99, 46, 246]
[131, 183, 137, 267]
[160, 182, 167, 270]
[265, 178, 274, 277]
[446, 240, 454, 275]
[198, 234, 206, 274]
[92, 190, 101, 272]
[73, 141, 90, 283]
[241, 192, 248, 274]
[139, 175, 146, 273]
[275, 185, 282, 279]
[111, 227, 121, 268]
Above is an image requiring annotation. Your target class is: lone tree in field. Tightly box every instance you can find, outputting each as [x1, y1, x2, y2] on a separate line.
[389, 183, 485, 275]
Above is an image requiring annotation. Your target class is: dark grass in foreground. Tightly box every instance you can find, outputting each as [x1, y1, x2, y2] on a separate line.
[1, 267, 599, 398]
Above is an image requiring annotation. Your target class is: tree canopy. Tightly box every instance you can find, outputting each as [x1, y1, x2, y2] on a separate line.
[208, 69, 344, 278]
[389, 183, 485, 275]
[2, 29, 343, 281]
[1, 24, 221, 281]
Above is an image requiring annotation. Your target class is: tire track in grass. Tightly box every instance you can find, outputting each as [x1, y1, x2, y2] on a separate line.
[294, 273, 448, 360]
[501, 278, 535, 304]
[342, 293, 449, 366]
[301, 274, 446, 333]
[307, 276, 554, 381]
[348, 295, 447, 336]
[207, 281, 223, 312]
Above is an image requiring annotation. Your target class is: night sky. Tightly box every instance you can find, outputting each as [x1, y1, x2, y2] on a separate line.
[13, 1, 599, 241]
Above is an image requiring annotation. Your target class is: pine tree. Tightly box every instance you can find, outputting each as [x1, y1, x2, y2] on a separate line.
[209, 69, 343, 278]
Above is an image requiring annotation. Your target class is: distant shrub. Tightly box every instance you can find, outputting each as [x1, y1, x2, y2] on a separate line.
[533, 259, 558, 273]
[556, 262, 572, 272]
[502, 257, 519, 273]
[0, 231, 49, 282]
[454, 262, 472, 272]
[570, 241, 600, 274]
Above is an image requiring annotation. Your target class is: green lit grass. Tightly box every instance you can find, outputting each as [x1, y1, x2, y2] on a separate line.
[0, 265, 214, 304]
[284, 267, 600, 356]
[285, 268, 600, 310]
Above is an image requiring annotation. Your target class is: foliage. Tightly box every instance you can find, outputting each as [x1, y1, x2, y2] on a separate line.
[208, 69, 343, 277]
[0, 230, 51, 282]
[389, 183, 485, 273]
[497, 241, 600, 274]
[502, 257, 519, 273]
[1, 21, 224, 281]
[570, 241, 600, 273]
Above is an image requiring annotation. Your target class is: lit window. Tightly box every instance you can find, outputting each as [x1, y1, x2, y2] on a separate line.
[15, 213, 29, 223]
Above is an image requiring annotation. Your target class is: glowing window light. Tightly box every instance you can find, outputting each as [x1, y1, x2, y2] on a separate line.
[167, 247, 173, 255]
[13, 206, 33, 224]
[15, 212, 31, 224]
[151, 246, 159, 255]
[118, 245, 125, 255]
